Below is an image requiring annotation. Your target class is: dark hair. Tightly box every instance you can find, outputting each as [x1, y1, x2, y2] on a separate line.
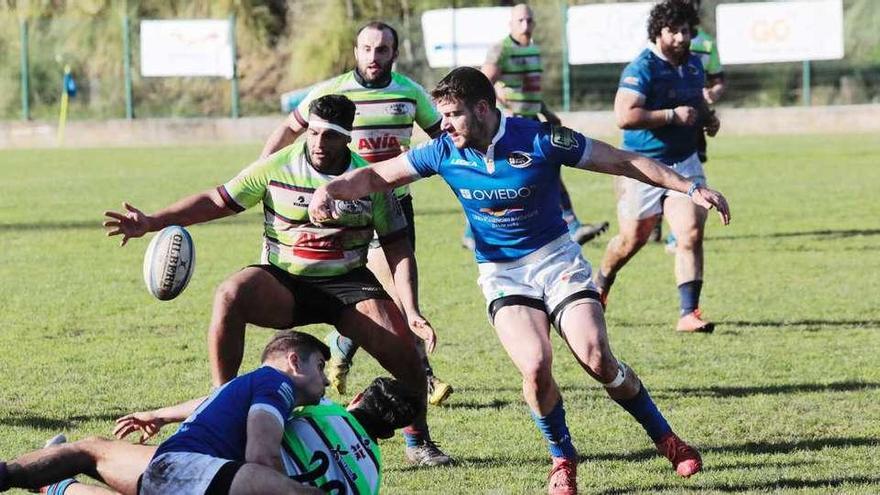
[261, 330, 330, 363]
[308, 94, 356, 131]
[348, 377, 421, 440]
[431, 66, 496, 109]
[356, 21, 399, 52]
[647, 0, 699, 41]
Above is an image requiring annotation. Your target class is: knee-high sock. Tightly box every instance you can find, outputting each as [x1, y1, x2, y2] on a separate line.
[531, 399, 578, 460]
[678, 280, 703, 316]
[613, 384, 672, 443]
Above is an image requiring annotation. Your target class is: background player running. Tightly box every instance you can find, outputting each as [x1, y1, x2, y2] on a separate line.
[262, 21, 452, 406]
[308, 67, 730, 495]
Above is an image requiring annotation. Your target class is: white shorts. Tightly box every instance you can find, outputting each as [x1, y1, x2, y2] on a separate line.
[618, 152, 706, 220]
[477, 234, 600, 329]
[139, 451, 234, 495]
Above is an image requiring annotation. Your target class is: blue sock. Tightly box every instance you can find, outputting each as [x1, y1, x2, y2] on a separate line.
[45, 479, 78, 495]
[403, 430, 428, 447]
[678, 280, 703, 316]
[614, 384, 672, 443]
[531, 399, 578, 460]
[328, 331, 358, 362]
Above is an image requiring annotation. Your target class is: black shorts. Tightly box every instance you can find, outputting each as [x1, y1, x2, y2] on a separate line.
[255, 264, 391, 326]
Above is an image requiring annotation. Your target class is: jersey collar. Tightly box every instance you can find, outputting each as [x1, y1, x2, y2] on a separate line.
[483, 111, 506, 174]
[353, 68, 392, 89]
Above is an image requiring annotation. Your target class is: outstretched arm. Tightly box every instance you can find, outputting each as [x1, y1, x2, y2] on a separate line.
[103, 188, 235, 246]
[381, 236, 436, 352]
[308, 155, 420, 224]
[582, 140, 731, 225]
[114, 396, 208, 443]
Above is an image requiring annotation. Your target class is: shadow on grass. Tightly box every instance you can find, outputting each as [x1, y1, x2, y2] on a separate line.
[660, 380, 880, 399]
[708, 228, 880, 241]
[722, 318, 880, 329]
[596, 475, 880, 494]
[0, 214, 256, 233]
[0, 411, 128, 430]
[438, 398, 514, 410]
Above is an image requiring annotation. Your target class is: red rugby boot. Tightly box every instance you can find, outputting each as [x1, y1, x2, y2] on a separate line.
[547, 457, 577, 495]
[655, 433, 702, 477]
[676, 308, 715, 333]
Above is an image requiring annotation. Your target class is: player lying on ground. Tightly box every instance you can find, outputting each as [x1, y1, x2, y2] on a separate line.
[0, 351, 418, 494]
[308, 67, 730, 495]
[262, 21, 453, 406]
[103, 95, 451, 466]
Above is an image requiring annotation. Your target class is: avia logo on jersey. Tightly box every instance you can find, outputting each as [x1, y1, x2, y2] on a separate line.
[507, 151, 532, 169]
[459, 186, 534, 200]
[385, 103, 410, 116]
[479, 206, 525, 217]
[450, 158, 477, 167]
[358, 135, 400, 151]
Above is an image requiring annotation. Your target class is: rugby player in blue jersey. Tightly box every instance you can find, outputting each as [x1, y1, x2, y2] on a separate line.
[308, 66, 730, 494]
[597, 0, 722, 333]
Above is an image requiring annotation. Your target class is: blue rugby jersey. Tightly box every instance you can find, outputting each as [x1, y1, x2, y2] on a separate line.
[618, 47, 705, 165]
[405, 115, 593, 263]
[155, 366, 296, 460]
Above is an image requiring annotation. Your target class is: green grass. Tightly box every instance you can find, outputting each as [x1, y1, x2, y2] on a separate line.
[1, 134, 879, 494]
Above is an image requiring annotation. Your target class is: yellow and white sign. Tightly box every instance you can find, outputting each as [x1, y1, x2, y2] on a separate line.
[717, 0, 844, 64]
[140, 20, 234, 78]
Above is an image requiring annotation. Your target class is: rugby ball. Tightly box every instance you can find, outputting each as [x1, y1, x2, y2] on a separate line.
[142, 226, 195, 301]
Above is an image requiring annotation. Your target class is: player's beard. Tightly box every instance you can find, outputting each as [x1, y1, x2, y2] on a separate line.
[358, 58, 393, 84]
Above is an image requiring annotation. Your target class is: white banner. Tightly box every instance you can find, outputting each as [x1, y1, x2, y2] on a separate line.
[717, 0, 844, 65]
[421, 7, 511, 68]
[140, 20, 234, 78]
[567, 3, 653, 65]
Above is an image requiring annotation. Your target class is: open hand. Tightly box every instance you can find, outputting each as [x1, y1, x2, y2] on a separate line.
[103, 203, 151, 246]
[114, 411, 166, 444]
[691, 187, 731, 225]
[409, 315, 437, 354]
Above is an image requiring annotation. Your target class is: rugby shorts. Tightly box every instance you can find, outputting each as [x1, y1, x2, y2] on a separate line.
[254, 264, 391, 326]
[477, 233, 601, 330]
[138, 451, 243, 495]
[617, 152, 706, 220]
[369, 194, 416, 250]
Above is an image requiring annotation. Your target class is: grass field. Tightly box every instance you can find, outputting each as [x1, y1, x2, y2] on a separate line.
[1, 134, 879, 494]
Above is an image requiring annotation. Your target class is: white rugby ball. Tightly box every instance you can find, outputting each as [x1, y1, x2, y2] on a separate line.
[142, 225, 195, 301]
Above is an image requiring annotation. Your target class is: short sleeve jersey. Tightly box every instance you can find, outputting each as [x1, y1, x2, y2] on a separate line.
[155, 366, 296, 460]
[618, 47, 706, 165]
[293, 71, 442, 198]
[485, 36, 543, 117]
[690, 29, 723, 77]
[282, 400, 382, 495]
[219, 144, 408, 277]
[405, 115, 593, 263]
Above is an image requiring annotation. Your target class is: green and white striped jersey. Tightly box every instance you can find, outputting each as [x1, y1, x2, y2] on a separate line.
[282, 400, 382, 495]
[293, 71, 442, 198]
[218, 143, 407, 277]
[485, 36, 543, 117]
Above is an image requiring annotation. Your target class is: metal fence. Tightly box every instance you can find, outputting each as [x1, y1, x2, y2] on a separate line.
[1, 0, 878, 121]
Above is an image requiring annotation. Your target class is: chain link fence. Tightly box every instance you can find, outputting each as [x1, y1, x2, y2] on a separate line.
[1, 0, 877, 120]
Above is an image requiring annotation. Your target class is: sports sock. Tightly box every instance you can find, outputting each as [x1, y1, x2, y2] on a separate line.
[45, 479, 78, 495]
[328, 331, 358, 362]
[531, 399, 578, 460]
[402, 428, 429, 447]
[613, 384, 672, 443]
[0, 461, 9, 492]
[678, 280, 703, 316]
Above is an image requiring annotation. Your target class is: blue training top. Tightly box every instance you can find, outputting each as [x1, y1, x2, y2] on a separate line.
[155, 366, 296, 460]
[405, 115, 593, 263]
[618, 47, 705, 165]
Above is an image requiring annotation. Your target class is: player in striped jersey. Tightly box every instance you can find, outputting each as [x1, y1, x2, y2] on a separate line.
[261, 21, 454, 409]
[0, 369, 418, 495]
[103, 94, 451, 466]
[474, 3, 609, 249]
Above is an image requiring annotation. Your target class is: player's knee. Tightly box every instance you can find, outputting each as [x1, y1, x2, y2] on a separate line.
[520, 356, 553, 387]
[213, 278, 247, 312]
[619, 231, 648, 253]
[677, 228, 703, 251]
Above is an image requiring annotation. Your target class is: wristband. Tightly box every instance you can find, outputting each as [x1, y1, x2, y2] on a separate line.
[687, 181, 701, 197]
[665, 109, 674, 124]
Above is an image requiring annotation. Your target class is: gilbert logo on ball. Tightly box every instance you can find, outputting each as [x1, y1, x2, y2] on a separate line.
[143, 225, 195, 301]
